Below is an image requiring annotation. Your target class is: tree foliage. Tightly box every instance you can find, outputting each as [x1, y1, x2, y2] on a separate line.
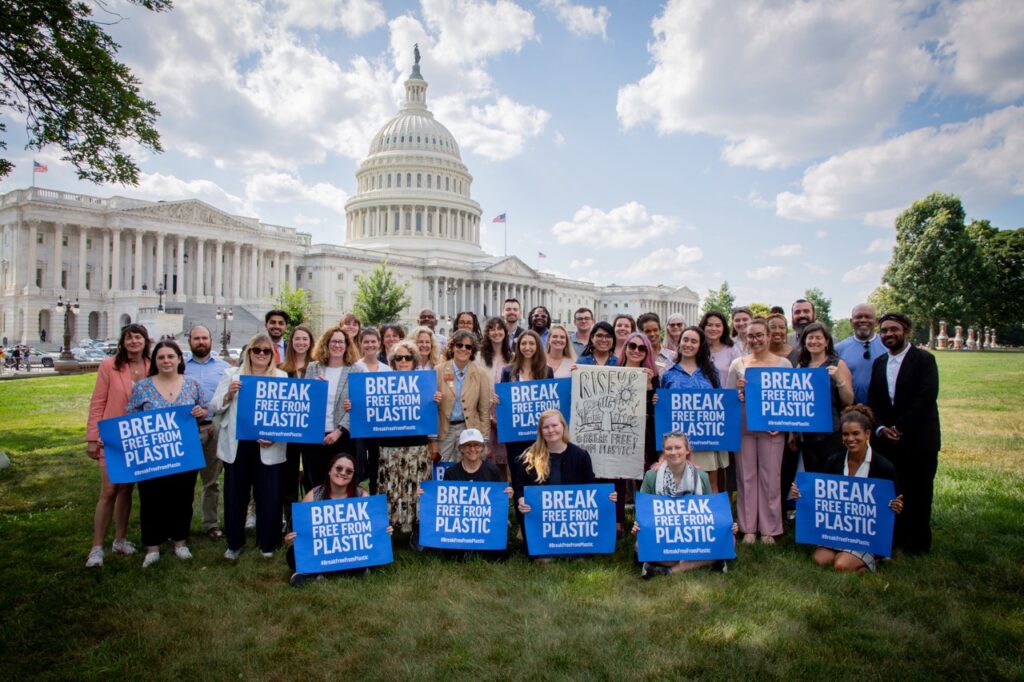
[748, 302, 772, 319]
[275, 282, 318, 336]
[882, 192, 983, 340]
[701, 280, 735, 316]
[968, 220, 1024, 329]
[804, 287, 833, 330]
[0, 0, 169, 183]
[353, 262, 411, 328]
[832, 318, 853, 342]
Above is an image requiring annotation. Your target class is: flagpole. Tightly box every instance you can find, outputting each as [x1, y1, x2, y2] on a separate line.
[504, 212, 508, 257]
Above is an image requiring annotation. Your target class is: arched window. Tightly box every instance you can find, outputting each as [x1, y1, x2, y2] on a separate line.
[387, 174, 392, 188]
[427, 175, 432, 188]
[417, 173, 422, 187]
[445, 177, 449, 191]
[406, 173, 411, 186]
[396, 174, 401, 187]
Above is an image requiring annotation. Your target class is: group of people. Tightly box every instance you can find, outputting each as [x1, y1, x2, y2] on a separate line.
[83, 297, 940, 580]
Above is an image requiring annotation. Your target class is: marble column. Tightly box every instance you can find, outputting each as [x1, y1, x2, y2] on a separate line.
[52, 223, 63, 289]
[248, 246, 257, 300]
[214, 240, 224, 303]
[195, 239, 205, 299]
[134, 231, 144, 291]
[231, 243, 241, 303]
[78, 227, 88, 291]
[175, 235, 185, 297]
[154, 232, 165, 291]
[26, 221, 38, 289]
[100, 230, 110, 292]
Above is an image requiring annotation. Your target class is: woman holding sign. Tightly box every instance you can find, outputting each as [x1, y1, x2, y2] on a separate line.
[633, 431, 735, 577]
[305, 325, 359, 490]
[84, 323, 151, 568]
[127, 341, 208, 568]
[499, 331, 554, 474]
[436, 330, 492, 462]
[791, 405, 903, 573]
[281, 323, 315, 527]
[213, 334, 288, 560]
[513, 410, 616, 557]
[413, 326, 440, 371]
[726, 318, 791, 544]
[662, 327, 729, 492]
[791, 323, 854, 473]
[546, 325, 575, 379]
[479, 317, 513, 480]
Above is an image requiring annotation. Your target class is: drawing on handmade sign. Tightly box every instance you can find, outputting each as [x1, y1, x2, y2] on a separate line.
[570, 366, 648, 480]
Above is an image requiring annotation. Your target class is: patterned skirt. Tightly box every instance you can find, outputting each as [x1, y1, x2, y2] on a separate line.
[378, 444, 432, 533]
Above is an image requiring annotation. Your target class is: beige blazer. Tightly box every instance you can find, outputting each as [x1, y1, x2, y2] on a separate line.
[435, 360, 491, 443]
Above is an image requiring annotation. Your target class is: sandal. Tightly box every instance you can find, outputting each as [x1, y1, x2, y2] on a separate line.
[206, 527, 225, 539]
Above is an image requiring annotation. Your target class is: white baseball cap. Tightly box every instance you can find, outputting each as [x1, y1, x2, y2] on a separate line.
[458, 428, 486, 446]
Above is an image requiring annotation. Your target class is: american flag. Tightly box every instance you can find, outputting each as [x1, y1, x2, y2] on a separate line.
[492, 213, 506, 223]
[33, 161, 48, 173]
[538, 252, 547, 259]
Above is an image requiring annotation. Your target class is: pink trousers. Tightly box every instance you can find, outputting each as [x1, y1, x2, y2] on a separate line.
[736, 430, 784, 536]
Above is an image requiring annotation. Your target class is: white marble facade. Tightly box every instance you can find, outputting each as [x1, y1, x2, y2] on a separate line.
[0, 58, 698, 345]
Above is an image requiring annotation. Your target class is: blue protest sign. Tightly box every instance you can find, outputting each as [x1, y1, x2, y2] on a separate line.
[235, 376, 328, 443]
[433, 461, 456, 481]
[495, 378, 572, 442]
[635, 492, 736, 562]
[522, 483, 616, 556]
[98, 406, 204, 484]
[744, 367, 832, 433]
[795, 472, 896, 557]
[292, 494, 393, 573]
[654, 389, 741, 451]
[348, 370, 439, 438]
[418, 481, 509, 550]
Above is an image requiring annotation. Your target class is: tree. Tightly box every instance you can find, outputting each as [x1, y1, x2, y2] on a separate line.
[353, 262, 411, 327]
[275, 282, 318, 336]
[833, 318, 853, 341]
[748, 302, 771, 319]
[882, 192, 984, 344]
[804, 287, 833, 330]
[701, 280, 735, 316]
[0, 0, 169, 183]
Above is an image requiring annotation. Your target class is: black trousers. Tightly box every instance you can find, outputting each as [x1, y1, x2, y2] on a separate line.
[224, 441, 282, 553]
[301, 431, 352, 491]
[281, 443, 303, 533]
[356, 438, 381, 493]
[892, 451, 938, 554]
[138, 469, 198, 547]
[800, 433, 842, 474]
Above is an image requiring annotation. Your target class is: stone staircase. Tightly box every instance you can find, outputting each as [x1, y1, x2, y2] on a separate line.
[180, 303, 265, 348]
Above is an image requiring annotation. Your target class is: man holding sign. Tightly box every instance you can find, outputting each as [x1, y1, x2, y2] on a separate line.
[632, 432, 736, 578]
[792, 406, 903, 573]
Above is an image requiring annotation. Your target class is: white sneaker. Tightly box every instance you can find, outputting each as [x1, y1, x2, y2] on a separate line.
[86, 546, 104, 568]
[174, 546, 193, 561]
[224, 548, 242, 560]
[261, 550, 274, 558]
[245, 512, 257, 529]
[142, 551, 160, 568]
[112, 538, 137, 555]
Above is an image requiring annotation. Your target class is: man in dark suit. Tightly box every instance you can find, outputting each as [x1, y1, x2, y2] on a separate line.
[868, 313, 941, 554]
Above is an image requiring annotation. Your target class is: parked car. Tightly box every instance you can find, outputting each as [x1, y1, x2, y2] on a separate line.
[228, 347, 242, 362]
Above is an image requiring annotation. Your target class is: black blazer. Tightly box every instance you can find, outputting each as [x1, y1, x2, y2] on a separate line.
[867, 346, 941, 456]
[510, 442, 596, 501]
[499, 365, 554, 383]
[824, 450, 899, 494]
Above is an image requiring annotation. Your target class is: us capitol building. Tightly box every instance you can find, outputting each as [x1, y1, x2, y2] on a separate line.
[0, 54, 698, 345]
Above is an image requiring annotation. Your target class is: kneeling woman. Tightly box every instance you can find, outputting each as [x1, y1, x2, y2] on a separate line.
[791, 404, 903, 573]
[284, 452, 393, 585]
[512, 409, 617, 557]
[632, 431, 736, 578]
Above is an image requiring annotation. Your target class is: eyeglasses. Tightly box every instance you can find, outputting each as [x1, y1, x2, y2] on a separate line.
[592, 333, 612, 340]
[452, 343, 474, 350]
[332, 465, 355, 475]
[329, 340, 346, 347]
[626, 342, 647, 352]
[392, 354, 414, 362]
[249, 348, 273, 356]
[667, 322, 684, 328]
[748, 333, 767, 340]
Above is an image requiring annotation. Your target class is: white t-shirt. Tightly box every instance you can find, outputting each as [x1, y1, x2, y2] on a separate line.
[323, 365, 343, 432]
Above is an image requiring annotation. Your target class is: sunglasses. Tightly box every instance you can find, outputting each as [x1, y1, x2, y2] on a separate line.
[249, 348, 273, 356]
[452, 343, 474, 350]
[392, 354, 414, 362]
[331, 465, 355, 475]
[862, 341, 871, 360]
[626, 342, 647, 352]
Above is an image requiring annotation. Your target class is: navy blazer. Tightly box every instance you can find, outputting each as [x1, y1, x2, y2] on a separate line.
[823, 450, 900, 494]
[867, 346, 941, 457]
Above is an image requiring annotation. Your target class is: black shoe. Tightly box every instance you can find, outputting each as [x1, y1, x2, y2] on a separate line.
[289, 572, 318, 587]
[711, 560, 728, 573]
[640, 562, 670, 580]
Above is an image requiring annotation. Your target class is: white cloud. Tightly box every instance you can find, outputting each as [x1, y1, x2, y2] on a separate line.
[553, 131, 566, 146]
[866, 237, 895, 254]
[767, 243, 802, 257]
[128, 172, 253, 216]
[940, 0, 1024, 102]
[622, 244, 703, 280]
[540, 0, 610, 39]
[745, 189, 773, 209]
[569, 257, 595, 269]
[815, 230, 828, 239]
[552, 201, 678, 248]
[278, 0, 386, 36]
[746, 265, 785, 281]
[841, 262, 887, 284]
[617, 0, 935, 169]
[805, 263, 830, 276]
[776, 106, 1024, 222]
[434, 95, 550, 160]
[245, 172, 350, 214]
[422, 0, 536, 65]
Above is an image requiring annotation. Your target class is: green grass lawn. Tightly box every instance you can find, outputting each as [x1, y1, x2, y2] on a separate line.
[1, 353, 1022, 680]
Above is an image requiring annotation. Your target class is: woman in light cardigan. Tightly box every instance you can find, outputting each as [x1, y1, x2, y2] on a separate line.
[303, 325, 358, 489]
[213, 333, 288, 560]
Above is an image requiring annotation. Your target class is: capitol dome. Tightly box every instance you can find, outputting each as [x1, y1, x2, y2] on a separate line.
[344, 50, 484, 260]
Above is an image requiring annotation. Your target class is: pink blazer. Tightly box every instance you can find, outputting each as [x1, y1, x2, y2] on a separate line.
[85, 357, 150, 442]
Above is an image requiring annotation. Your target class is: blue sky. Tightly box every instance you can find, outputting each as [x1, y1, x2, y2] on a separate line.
[3, 0, 1022, 317]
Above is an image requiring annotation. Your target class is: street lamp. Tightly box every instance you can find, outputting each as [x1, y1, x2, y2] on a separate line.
[215, 307, 234, 360]
[54, 295, 80, 367]
[156, 283, 166, 312]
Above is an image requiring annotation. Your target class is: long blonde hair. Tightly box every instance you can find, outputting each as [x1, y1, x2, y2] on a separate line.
[412, 325, 439, 368]
[240, 334, 278, 376]
[521, 409, 570, 483]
